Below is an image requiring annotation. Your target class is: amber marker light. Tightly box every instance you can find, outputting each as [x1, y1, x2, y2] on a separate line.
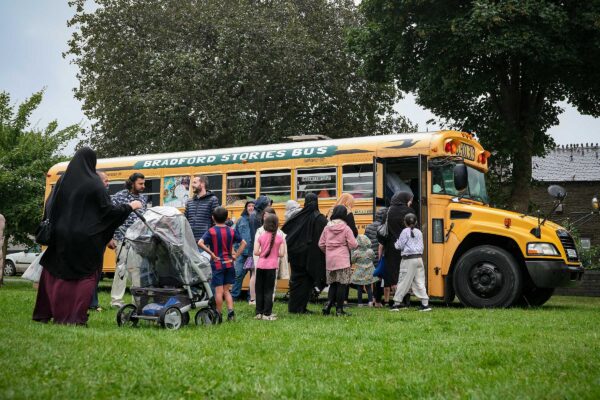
[504, 218, 512, 228]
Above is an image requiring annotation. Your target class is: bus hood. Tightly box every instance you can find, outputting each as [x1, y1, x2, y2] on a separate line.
[447, 202, 566, 240]
[445, 202, 577, 263]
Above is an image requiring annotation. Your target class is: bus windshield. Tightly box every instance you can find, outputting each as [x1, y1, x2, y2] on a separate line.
[431, 163, 489, 204]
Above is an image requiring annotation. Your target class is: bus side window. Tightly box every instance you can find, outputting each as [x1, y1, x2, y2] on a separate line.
[108, 178, 160, 207]
[143, 178, 161, 207]
[342, 164, 373, 199]
[227, 172, 256, 206]
[260, 169, 291, 203]
[205, 174, 223, 205]
[108, 181, 126, 196]
[163, 176, 191, 208]
[296, 167, 337, 200]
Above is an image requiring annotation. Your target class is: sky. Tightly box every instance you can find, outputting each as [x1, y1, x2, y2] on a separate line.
[1, 1, 600, 157]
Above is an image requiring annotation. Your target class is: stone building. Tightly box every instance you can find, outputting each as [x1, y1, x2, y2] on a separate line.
[531, 144, 600, 247]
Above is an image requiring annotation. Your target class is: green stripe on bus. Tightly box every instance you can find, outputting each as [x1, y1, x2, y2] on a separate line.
[133, 146, 338, 169]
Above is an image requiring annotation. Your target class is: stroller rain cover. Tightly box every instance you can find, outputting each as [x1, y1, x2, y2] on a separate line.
[125, 206, 211, 287]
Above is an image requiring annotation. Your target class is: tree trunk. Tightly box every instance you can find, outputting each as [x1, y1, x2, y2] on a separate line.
[0, 215, 5, 287]
[510, 128, 534, 212]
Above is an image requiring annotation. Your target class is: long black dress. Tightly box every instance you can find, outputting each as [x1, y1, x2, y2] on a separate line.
[383, 192, 415, 288]
[33, 147, 132, 325]
[282, 193, 328, 313]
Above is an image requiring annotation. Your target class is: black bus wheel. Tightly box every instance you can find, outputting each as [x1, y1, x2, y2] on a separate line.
[453, 245, 523, 308]
[520, 287, 555, 307]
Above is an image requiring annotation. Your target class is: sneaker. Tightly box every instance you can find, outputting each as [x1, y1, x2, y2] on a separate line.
[254, 314, 263, 320]
[227, 310, 236, 322]
[419, 305, 432, 312]
[217, 312, 223, 324]
[357, 303, 367, 307]
[390, 303, 408, 312]
[249, 300, 256, 306]
[367, 302, 373, 307]
[262, 315, 277, 321]
[111, 303, 124, 309]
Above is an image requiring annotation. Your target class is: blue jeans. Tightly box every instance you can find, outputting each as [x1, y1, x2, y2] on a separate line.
[231, 254, 250, 299]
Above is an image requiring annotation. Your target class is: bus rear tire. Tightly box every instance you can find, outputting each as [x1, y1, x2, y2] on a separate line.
[453, 245, 523, 308]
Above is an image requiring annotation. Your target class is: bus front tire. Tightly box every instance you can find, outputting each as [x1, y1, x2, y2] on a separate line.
[519, 287, 555, 307]
[453, 245, 523, 308]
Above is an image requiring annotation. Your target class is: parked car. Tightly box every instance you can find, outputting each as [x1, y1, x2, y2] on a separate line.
[4, 246, 41, 276]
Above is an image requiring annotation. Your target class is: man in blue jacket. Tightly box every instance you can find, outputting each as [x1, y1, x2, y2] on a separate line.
[185, 175, 220, 244]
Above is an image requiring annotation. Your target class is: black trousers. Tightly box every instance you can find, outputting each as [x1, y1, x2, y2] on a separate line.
[288, 263, 312, 313]
[256, 268, 277, 316]
[327, 282, 348, 310]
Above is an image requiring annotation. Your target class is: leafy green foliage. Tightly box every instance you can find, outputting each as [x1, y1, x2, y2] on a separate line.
[66, 0, 413, 157]
[0, 90, 79, 246]
[350, 0, 600, 210]
[563, 225, 600, 270]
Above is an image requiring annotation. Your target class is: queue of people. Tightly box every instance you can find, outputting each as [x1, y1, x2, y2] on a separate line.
[32, 149, 429, 326]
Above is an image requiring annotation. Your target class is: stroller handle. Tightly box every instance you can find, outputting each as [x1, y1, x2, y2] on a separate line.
[133, 209, 147, 223]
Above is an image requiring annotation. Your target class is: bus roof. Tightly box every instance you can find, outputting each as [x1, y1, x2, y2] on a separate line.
[48, 130, 481, 174]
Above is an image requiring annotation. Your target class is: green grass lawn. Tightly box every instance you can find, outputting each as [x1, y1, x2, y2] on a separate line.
[1, 278, 599, 399]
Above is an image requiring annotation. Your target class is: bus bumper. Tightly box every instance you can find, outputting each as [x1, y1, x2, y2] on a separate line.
[525, 260, 584, 288]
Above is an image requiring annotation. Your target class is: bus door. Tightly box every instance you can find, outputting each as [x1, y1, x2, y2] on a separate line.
[372, 155, 429, 280]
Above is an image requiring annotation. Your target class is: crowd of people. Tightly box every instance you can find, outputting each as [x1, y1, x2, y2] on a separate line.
[32, 147, 430, 326]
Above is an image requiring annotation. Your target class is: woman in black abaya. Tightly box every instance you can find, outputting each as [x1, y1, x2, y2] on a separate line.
[33, 147, 142, 325]
[382, 191, 415, 306]
[282, 193, 328, 314]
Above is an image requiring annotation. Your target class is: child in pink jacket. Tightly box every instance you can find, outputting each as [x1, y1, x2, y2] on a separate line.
[319, 205, 358, 316]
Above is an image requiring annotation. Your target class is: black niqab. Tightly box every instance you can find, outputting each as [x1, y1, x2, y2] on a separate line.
[40, 147, 133, 280]
[387, 191, 416, 239]
[282, 193, 328, 288]
[282, 193, 321, 255]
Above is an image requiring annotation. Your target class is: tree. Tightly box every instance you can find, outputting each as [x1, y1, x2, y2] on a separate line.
[66, 0, 413, 157]
[350, 0, 600, 211]
[0, 90, 79, 277]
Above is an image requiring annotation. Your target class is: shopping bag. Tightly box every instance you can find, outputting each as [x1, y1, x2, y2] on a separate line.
[373, 256, 386, 278]
[22, 252, 44, 282]
[376, 222, 389, 244]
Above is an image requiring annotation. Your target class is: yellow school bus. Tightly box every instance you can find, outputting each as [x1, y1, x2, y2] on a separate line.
[45, 131, 584, 307]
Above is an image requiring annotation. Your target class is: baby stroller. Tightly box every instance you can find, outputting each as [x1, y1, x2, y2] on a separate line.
[115, 207, 218, 330]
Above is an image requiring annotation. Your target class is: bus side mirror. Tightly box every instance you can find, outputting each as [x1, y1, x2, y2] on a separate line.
[454, 163, 468, 192]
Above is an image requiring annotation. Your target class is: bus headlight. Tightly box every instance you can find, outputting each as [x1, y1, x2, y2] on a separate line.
[527, 243, 560, 256]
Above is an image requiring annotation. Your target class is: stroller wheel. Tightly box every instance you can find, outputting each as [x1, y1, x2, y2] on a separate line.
[116, 304, 138, 327]
[182, 312, 190, 326]
[195, 308, 218, 326]
[159, 306, 183, 330]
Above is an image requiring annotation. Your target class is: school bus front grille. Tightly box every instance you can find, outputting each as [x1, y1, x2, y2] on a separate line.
[556, 230, 579, 262]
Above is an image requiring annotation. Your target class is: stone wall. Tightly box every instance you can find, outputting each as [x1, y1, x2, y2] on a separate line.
[555, 270, 600, 297]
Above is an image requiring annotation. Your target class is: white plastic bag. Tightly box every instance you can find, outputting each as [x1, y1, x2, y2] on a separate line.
[22, 252, 44, 282]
